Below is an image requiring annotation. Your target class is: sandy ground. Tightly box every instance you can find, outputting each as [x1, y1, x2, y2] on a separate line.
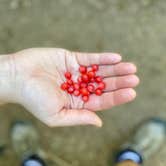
[0, 0, 166, 165]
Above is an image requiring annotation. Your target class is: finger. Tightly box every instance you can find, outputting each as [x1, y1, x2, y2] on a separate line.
[97, 62, 137, 77]
[84, 88, 136, 111]
[46, 109, 102, 127]
[104, 75, 140, 92]
[75, 52, 122, 66]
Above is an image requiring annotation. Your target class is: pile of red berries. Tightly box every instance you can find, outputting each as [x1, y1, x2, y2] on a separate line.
[60, 64, 106, 102]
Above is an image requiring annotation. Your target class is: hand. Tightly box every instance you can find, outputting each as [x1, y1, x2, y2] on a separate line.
[0, 48, 139, 127]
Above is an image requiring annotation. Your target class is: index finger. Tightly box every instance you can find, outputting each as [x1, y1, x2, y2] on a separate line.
[74, 52, 122, 66]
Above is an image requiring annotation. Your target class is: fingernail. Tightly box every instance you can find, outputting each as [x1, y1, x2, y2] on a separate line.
[126, 89, 137, 100]
[94, 118, 103, 127]
[127, 75, 140, 86]
[126, 63, 137, 73]
[90, 116, 103, 127]
[111, 54, 122, 63]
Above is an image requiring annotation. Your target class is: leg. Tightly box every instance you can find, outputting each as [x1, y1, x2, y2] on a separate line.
[116, 161, 139, 166]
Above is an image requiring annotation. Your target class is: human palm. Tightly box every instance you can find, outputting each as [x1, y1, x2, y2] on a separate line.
[3, 48, 139, 127]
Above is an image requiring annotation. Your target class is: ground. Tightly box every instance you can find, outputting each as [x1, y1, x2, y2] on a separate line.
[0, 0, 166, 166]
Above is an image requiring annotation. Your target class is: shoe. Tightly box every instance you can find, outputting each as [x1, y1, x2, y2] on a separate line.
[10, 121, 46, 166]
[116, 118, 166, 165]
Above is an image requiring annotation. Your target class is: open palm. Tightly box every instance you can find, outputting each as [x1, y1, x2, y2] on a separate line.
[8, 48, 139, 127]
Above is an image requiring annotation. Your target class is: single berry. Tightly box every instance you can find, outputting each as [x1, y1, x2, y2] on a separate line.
[90, 78, 95, 82]
[98, 82, 106, 90]
[65, 72, 72, 79]
[81, 74, 89, 83]
[87, 84, 95, 93]
[77, 76, 83, 83]
[73, 83, 80, 90]
[67, 86, 74, 94]
[95, 88, 102, 96]
[87, 71, 95, 79]
[80, 82, 87, 88]
[67, 79, 73, 85]
[92, 64, 99, 71]
[61, 83, 68, 90]
[73, 90, 80, 96]
[79, 66, 87, 73]
[80, 88, 89, 96]
[82, 95, 89, 102]
[95, 76, 103, 83]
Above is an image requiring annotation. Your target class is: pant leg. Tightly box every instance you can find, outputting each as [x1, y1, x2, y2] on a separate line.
[115, 149, 143, 166]
[22, 154, 46, 166]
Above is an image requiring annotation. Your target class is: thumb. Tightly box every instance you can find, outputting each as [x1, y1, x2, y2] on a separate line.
[47, 109, 102, 127]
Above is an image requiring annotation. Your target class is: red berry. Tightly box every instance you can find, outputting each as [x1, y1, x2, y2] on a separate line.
[65, 72, 71, 79]
[61, 83, 68, 90]
[73, 83, 80, 90]
[67, 79, 73, 85]
[95, 76, 103, 83]
[80, 88, 89, 96]
[81, 74, 89, 83]
[98, 82, 106, 90]
[82, 95, 89, 102]
[95, 88, 102, 96]
[92, 64, 99, 71]
[62, 68, 105, 102]
[80, 82, 87, 88]
[87, 84, 95, 93]
[87, 71, 95, 79]
[73, 90, 80, 96]
[90, 78, 95, 82]
[67, 86, 74, 94]
[77, 77, 82, 83]
[79, 66, 87, 73]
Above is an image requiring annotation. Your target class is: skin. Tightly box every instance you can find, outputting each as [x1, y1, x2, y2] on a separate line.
[116, 161, 139, 166]
[0, 48, 139, 127]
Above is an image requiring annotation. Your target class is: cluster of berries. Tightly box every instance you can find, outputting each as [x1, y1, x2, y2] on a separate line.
[60, 64, 106, 102]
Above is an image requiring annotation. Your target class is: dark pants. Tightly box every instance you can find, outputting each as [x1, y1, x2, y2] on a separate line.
[115, 149, 143, 166]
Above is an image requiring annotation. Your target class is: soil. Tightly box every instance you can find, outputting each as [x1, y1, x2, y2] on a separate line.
[0, 0, 166, 165]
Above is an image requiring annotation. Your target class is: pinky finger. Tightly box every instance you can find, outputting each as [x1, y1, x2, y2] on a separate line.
[84, 88, 136, 111]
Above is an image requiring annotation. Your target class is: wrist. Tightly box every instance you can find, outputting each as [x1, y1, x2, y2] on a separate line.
[0, 54, 17, 103]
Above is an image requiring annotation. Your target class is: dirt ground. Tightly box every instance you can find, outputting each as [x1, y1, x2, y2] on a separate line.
[0, 0, 166, 166]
